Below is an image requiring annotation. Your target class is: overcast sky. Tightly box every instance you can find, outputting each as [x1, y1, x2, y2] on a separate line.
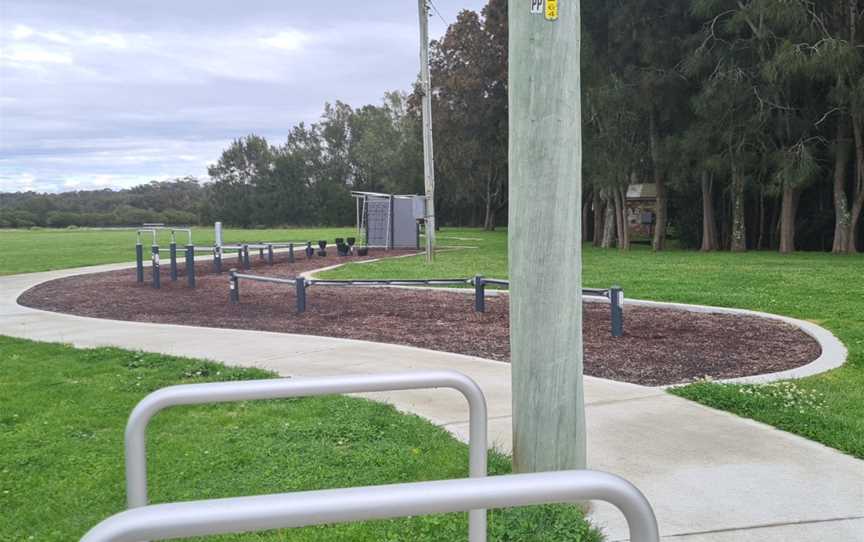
[0, 0, 486, 193]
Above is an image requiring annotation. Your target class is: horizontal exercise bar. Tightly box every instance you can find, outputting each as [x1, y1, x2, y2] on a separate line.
[583, 288, 610, 297]
[82, 470, 658, 542]
[310, 279, 470, 287]
[232, 273, 298, 285]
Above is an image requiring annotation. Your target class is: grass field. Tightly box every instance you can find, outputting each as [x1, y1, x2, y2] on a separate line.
[321, 230, 864, 458]
[1, 226, 861, 459]
[0, 337, 599, 541]
[0, 227, 356, 275]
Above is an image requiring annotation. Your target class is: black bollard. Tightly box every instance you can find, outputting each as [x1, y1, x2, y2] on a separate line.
[267, 244, 274, 265]
[288, 243, 295, 263]
[474, 275, 486, 313]
[186, 245, 196, 288]
[136, 243, 144, 283]
[169, 242, 178, 281]
[296, 277, 306, 313]
[242, 245, 251, 270]
[214, 246, 223, 274]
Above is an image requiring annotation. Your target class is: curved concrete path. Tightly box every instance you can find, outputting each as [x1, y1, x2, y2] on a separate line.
[1, 264, 862, 542]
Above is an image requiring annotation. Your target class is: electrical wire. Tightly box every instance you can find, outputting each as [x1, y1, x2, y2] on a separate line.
[427, 0, 449, 26]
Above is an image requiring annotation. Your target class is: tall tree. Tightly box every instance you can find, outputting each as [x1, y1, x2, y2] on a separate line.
[428, 1, 508, 230]
[207, 135, 275, 227]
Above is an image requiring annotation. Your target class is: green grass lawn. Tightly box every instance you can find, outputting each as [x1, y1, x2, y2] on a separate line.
[0, 227, 357, 275]
[1, 225, 861, 472]
[321, 229, 864, 459]
[0, 337, 599, 541]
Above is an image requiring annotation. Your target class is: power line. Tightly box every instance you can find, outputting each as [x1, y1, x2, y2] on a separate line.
[427, 0, 449, 27]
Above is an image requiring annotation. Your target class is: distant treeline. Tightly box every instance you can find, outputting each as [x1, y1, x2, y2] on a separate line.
[3, 0, 862, 253]
[0, 178, 205, 228]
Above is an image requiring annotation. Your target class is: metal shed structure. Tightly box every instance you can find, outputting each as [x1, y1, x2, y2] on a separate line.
[352, 191, 425, 250]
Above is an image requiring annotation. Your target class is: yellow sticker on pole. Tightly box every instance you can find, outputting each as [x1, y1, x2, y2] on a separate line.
[545, 0, 558, 21]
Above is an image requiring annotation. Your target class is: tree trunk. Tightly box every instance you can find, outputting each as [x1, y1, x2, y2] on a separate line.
[730, 172, 747, 252]
[832, 118, 853, 253]
[850, 114, 864, 253]
[601, 193, 616, 249]
[615, 187, 630, 251]
[649, 109, 667, 251]
[700, 172, 718, 252]
[778, 184, 801, 254]
[592, 191, 604, 247]
[484, 199, 496, 230]
[483, 179, 496, 231]
[757, 187, 766, 250]
[582, 190, 592, 242]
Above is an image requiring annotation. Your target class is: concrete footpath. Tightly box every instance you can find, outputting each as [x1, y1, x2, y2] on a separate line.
[1, 264, 862, 541]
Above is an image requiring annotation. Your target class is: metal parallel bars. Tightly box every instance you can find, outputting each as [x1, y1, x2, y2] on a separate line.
[122, 371, 489, 540]
[227, 272, 623, 337]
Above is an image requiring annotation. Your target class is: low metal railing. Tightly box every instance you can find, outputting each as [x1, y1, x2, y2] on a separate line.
[81, 469, 659, 542]
[228, 271, 625, 336]
[123, 371, 488, 540]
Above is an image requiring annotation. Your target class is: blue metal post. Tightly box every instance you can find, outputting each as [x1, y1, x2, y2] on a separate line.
[169, 242, 178, 281]
[267, 244, 274, 265]
[135, 243, 144, 283]
[242, 245, 251, 270]
[288, 243, 295, 263]
[474, 275, 485, 313]
[186, 245, 196, 288]
[296, 277, 306, 313]
[214, 246, 222, 274]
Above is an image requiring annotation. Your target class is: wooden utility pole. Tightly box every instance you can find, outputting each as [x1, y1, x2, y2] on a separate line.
[418, 0, 436, 263]
[509, 0, 586, 473]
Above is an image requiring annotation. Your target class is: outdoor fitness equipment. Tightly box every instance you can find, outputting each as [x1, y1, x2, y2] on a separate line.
[471, 276, 624, 338]
[135, 226, 195, 289]
[82, 370, 658, 542]
[227, 272, 625, 337]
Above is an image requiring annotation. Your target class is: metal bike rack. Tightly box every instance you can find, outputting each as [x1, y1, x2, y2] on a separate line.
[82, 469, 659, 542]
[123, 370, 488, 541]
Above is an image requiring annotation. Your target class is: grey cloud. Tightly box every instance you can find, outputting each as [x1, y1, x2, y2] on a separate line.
[0, 0, 487, 193]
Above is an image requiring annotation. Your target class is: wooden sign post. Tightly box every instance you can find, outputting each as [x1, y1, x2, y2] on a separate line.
[508, 0, 586, 473]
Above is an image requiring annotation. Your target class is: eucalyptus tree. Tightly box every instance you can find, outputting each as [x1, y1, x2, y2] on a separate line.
[427, 0, 508, 230]
[802, 0, 864, 253]
[207, 135, 275, 227]
[605, 0, 696, 251]
[584, 74, 645, 251]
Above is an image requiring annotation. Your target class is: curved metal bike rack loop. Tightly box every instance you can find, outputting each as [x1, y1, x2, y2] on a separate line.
[124, 370, 488, 541]
[82, 469, 659, 542]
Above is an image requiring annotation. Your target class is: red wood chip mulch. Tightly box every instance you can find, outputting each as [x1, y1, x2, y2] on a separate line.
[18, 250, 821, 386]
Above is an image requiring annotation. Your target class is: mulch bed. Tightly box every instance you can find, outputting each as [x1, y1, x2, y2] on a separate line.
[18, 252, 821, 386]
